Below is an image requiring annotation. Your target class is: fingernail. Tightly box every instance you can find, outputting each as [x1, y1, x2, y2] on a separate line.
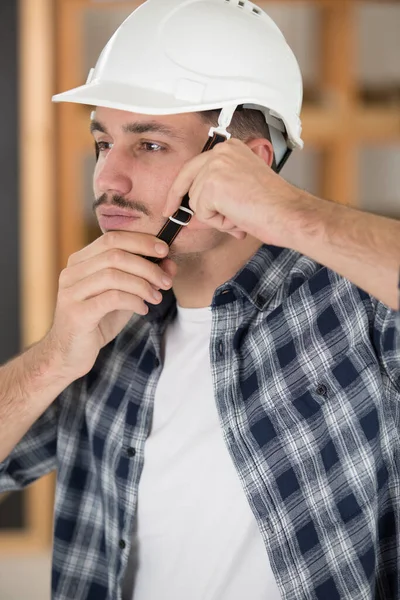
[162, 276, 172, 287]
[155, 243, 168, 255]
[153, 290, 163, 301]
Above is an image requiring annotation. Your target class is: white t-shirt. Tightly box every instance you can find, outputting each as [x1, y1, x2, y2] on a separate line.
[131, 306, 281, 600]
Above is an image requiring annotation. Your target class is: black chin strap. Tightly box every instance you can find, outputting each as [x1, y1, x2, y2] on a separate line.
[145, 131, 228, 264]
[145, 139, 291, 264]
[275, 146, 292, 175]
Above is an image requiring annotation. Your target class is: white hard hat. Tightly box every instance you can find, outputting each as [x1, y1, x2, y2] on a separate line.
[52, 0, 304, 163]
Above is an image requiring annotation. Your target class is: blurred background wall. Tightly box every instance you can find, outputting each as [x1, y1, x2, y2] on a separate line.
[0, 1, 399, 598]
[0, 0, 20, 365]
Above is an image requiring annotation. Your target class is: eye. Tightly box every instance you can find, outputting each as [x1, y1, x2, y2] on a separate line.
[141, 141, 166, 153]
[96, 141, 113, 153]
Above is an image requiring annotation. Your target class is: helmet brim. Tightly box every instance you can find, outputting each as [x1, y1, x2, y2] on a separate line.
[52, 81, 196, 114]
[52, 80, 303, 150]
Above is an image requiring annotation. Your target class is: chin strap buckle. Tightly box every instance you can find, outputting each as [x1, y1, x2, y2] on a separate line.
[168, 206, 194, 227]
[208, 105, 236, 139]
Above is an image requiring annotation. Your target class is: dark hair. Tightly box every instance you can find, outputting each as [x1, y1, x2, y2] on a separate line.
[199, 107, 277, 170]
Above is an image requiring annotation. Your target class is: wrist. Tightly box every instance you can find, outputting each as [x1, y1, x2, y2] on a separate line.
[269, 187, 327, 253]
[22, 334, 76, 394]
[253, 181, 308, 249]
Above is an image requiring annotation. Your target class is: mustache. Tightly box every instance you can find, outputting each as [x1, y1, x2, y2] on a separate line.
[93, 193, 151, 217]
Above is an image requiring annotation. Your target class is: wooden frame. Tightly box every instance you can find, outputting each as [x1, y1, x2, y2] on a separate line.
[0, 0, 56, 555]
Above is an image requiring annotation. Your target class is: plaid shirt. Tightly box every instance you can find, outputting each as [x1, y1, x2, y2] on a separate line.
[1, 244, 399, 600]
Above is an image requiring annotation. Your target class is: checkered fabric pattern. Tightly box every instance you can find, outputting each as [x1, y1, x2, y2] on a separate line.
[1, 244, 399, 600]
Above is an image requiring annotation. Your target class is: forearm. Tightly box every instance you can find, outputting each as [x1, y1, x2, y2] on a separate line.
[276, 190, 400, 310]
[0, 336, 72, 463]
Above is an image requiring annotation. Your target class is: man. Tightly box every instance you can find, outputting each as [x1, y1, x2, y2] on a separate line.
[0, 0, 399, 599]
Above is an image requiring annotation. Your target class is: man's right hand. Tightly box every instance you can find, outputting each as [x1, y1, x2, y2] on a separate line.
[45, 231, 176, 381]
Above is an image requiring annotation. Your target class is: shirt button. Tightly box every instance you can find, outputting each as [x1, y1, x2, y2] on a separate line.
[127, 447, 136, 458]
[316, 384, 328, 397]
[119, 539, 126, 550]
[257, 294, 266, 306]
[218, 341, 224, 356]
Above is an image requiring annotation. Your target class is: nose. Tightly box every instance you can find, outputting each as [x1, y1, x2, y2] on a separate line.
[94, 146, 133, 198]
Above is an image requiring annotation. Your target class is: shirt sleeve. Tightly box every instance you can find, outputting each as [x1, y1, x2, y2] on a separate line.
[398, 268, 400, 312]
[372, 296, 400, 393]
[0, 400, 58, 493]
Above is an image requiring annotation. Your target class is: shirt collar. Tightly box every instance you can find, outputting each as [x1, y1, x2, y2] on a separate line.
[145, 245, 301, 319]
[120, 243, 303, 345]
[214, 244, 302, 311]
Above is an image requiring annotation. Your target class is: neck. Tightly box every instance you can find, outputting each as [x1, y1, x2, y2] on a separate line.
[171, 236, 262, 308]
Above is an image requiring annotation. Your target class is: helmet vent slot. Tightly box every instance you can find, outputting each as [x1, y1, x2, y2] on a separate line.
[252, 7, 261, 16]
[238, 0, 245, 6]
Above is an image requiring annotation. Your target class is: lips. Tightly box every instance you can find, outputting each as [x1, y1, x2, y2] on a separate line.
[97, 205, 144, 230]
[97, 208, 142, 230]
[99, 207, 141, 218]
[98, 216, 141, 231]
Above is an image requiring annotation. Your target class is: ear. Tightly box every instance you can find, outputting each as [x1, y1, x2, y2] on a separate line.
[246, 138, 274, 168]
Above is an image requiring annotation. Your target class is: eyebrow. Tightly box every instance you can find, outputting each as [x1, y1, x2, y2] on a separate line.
[90, 119, 185, 140]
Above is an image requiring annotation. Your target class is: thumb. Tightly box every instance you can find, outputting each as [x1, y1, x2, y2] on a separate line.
[160, 257, 178, 279]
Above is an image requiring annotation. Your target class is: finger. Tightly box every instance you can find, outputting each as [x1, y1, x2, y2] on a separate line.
[67, 269, 164, 305]
[162, 152, 210, 217]
[84, 290, 150, 322]
[217, 217, 237, 231]
[227, 230, 247, 240]
[60, 250, 173, 290]
[67, 231, 169, 267]
[148, 258, 178, 290]
[160, 258, 178, 279]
